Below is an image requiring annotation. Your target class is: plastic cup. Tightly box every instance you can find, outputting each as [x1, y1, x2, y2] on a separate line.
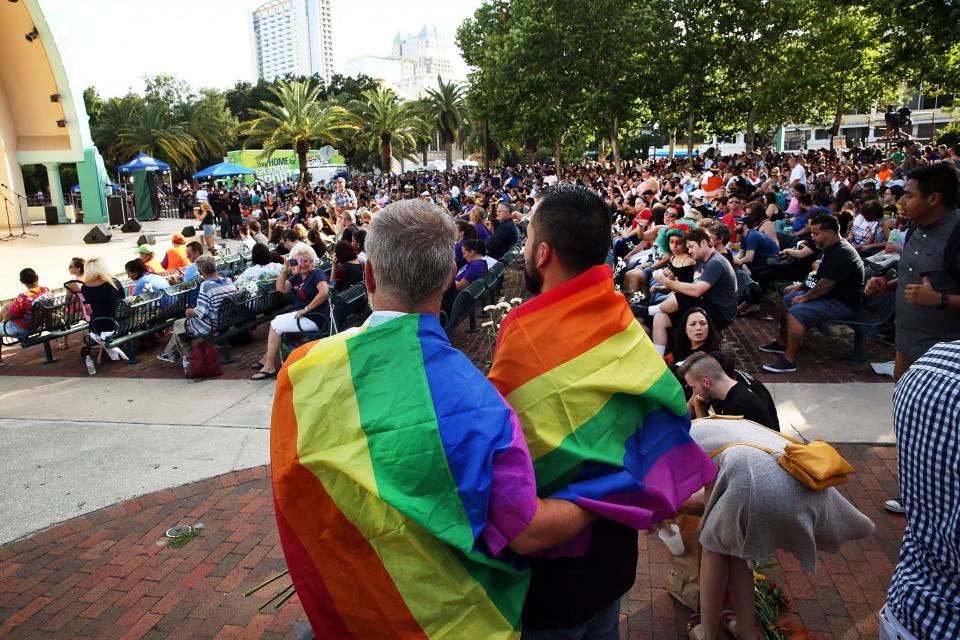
[658, 523, 684, 555]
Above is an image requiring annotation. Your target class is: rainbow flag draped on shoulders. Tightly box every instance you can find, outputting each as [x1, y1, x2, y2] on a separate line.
[489, 265, 717, 534]
[272, 312, 538, 639]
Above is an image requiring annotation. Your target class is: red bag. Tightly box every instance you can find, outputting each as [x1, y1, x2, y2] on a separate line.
[187, 340, 223, 379]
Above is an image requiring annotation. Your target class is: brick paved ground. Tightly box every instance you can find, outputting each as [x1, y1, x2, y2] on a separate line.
[0, 446, 903, 639]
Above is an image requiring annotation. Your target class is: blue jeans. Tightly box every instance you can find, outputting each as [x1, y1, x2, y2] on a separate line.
[521, 598, 621, 640]
[0, 320, 26, 338]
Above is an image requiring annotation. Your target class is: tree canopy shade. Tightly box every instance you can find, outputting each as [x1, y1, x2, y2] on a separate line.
[458, 0, 960, 161]
[241, 79, 358, 187]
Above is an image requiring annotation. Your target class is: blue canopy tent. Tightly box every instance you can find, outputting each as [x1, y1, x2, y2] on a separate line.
[192, 162, 256, 180]
[117, 153, 170, 173]
[71, 182, 121, 193]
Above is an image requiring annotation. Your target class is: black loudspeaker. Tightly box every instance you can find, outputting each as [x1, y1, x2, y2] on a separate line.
[107, 196, 126, 226]
[136, 234, 156, 246]
[120, 218, 141, 233]
[83, 224, 112, 244]
[181, 225, 196, 237]
[44, 206, 60, 225]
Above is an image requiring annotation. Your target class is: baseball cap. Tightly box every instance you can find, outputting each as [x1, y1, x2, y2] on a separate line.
[691, 189, 705, 199]
[136, 244, 154, 255]
[735, 214, 753, 224]
[420, 191, 430, 197]
[291, 206, 300, 214]
[171, 233, 185, 244]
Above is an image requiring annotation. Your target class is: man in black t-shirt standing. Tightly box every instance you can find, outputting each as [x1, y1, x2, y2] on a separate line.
[760, 214, 864, 373]
[680, 352, 780, 430]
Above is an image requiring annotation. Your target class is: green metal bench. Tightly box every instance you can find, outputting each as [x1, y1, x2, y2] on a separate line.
[1, 295, 88, 365]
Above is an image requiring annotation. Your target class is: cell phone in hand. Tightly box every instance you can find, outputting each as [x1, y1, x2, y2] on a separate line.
[288, 259, 298, 267]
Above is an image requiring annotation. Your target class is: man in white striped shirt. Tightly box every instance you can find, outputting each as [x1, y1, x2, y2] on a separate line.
[881, 340, 960, 639]
[157, 256, 237, 371]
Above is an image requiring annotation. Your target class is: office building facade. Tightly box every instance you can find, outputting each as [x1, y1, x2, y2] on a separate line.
[250, 0, 334, 82]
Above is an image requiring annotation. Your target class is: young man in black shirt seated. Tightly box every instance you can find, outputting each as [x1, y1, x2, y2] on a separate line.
[759, 214, 864, 373]
[679, 352, 780, 430]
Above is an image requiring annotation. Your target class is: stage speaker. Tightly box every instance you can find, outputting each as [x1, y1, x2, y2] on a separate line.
[44, 206, 60, 225]
[136, 233, 156, 246]
[83, 225, 112, 244]
[107, 196, 126, 226]
[120, 218, 141, 233]
[181, 226, 196, 237]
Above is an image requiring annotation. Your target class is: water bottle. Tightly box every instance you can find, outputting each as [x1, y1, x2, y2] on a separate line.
[85, 355, 96, 376]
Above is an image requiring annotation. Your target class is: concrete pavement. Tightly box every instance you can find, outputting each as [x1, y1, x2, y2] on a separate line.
[0, 377, 895, 544]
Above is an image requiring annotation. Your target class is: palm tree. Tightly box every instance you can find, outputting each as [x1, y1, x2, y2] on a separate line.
[423, 77, 467, 171]
[242, 79, 357, 186]
[175, 90, 238, 172]
[113, 101, 198, 171]
[409, 98, 436, 167]
[354, 87, 421, 173]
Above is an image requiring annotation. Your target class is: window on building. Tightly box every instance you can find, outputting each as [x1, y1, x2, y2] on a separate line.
[813, 129, 829, 140]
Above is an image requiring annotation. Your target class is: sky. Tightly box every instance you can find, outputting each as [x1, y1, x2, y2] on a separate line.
[39, 0, 483, 98]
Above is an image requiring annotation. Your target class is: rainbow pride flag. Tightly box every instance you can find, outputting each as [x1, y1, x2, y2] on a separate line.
[271, 312, 538, 639]
[488, 265, 716, 533]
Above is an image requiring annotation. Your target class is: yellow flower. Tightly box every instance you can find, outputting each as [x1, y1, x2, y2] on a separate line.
[753, 571, 765, 583]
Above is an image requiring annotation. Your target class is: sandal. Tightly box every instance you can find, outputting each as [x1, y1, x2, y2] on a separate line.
[250, 361, 264, 369]
[251, 370, 277, 380]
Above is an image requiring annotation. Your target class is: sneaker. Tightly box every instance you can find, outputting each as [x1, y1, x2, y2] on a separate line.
[762, 356, 797, 373]
[884, 498, 905, 514]
[758, 340, 786, 354]
[630, 304, 649, 318]
[157, 353, 178, 364]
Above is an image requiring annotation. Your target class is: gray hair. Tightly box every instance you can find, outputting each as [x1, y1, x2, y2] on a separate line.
[195, 255, 218, 276]
[366, 199, 456, 308]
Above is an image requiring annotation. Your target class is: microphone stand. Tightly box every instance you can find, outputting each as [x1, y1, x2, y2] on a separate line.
[0, 184, 38, 238]
[0, 191, 15, 241]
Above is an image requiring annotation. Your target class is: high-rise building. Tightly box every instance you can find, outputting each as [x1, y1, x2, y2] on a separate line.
[249, 0, 334, 82]
[343, 26, 465, 100]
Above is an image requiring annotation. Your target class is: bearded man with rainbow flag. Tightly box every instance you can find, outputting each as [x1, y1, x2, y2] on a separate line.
[271, 199, 601, 639]
[488, 185, 717, 638]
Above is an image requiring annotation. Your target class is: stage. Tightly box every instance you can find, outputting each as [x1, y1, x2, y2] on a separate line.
[0, 219, 229, 300]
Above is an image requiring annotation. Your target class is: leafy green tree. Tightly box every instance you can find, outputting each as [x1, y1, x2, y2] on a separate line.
[880, 0, 960, 94]
[242, 79, 357, 186]
[424, 77, 468, 170]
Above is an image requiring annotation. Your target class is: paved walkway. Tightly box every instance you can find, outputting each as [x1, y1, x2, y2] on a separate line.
[0, 447, 903, 640]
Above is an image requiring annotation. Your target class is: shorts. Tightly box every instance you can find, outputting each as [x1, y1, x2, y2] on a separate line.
[784, 290, 856, 328]
[0, 320, 27, 338]
[202, 224, 216, 237]
[878, 605, 916, 640]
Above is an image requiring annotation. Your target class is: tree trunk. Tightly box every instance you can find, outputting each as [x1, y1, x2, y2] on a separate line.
[745, 106, 757, 153]
[422, 142, 428, 166]
[445, 138, 454, 172]
[382, 134, 392, 174]
[829, 85, 845, 151]
[611, 115, 622, 175]
[482, 119, 490, 171]
[296, 141, 309, 187]
[687, 106, 695, 158]
[554, 139, 562, 174]
[668, 128, 677, 160]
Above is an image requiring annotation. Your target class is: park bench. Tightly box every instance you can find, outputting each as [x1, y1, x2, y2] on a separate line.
[823, 268, 898, 362]
[84, 291, 170, 363]
[277, 282, 369, 362]
[0, 295, 88, 365]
